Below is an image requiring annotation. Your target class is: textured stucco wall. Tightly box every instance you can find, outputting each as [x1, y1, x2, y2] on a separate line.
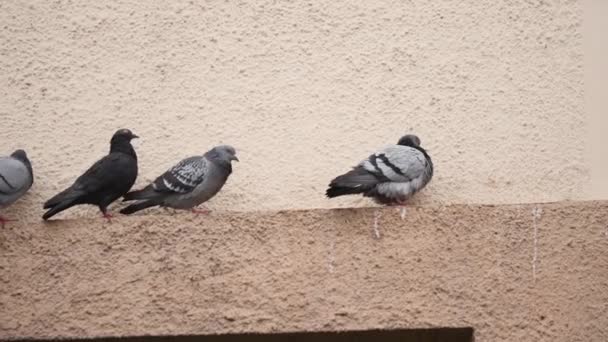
[586, 0, 608, 200]
[1, 201, 607, 341]
[1, 2, 605, 342]
[0, 0, 596, 219]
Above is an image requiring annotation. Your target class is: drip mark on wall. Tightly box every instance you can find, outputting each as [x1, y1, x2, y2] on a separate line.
[328, 241, 336, 274]
[532, 207, 542, 281]
[400, 206, 407, 220]
[373, 210, 381, 239]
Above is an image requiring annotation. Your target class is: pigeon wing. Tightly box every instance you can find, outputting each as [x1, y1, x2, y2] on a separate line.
[70, 153, 136, 194]
[152, 156, 208, 194]
[360, 146, 427, 183]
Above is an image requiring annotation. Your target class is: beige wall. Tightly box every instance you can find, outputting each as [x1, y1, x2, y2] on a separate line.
[586, 0, 608, 199]
[1, 202, 607, 341]
[1, 3, 607, 341]
[0, 0, 600, 220]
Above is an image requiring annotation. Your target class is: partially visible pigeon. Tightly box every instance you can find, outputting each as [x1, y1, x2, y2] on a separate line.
[326, 134, 433, 205]
[120, 145, 238, 215]
[0, 150, 34, 227]
[42, 129, 139, 221]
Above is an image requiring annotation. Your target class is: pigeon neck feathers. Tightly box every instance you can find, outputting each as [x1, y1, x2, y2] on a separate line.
[397, 135, 433, 178]
[211, 157, 233, 173]
[404, 143, 431, 162]
[203, 148, 233, 172]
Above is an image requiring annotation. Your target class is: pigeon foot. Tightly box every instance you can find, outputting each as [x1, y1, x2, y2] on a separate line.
[102, 212, 113, 223]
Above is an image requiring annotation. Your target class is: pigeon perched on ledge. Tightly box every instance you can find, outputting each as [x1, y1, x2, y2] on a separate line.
[0, 149, 33, 228]
[120, 145, 238, 215]
[326, 134, 433, 205]
[42, 129, 139, 221]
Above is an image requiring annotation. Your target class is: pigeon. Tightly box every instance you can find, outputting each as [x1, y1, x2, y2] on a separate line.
[120, 145, 238, 215]
[0, 150, 34, 228]
[42, 129, 139, 221]
[326, 134, 433, 205]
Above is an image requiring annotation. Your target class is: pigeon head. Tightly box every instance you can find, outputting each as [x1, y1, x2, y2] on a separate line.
[207, 145, 239, 163]
[10, 149, 33, 178]
[112, 129, 139, 142]
[110, 129, 139, 158]
[11, 149, 29, 162]
[397, 134, 421, 147]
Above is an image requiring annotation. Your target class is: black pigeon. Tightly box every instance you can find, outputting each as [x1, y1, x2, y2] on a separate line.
[326, 134, 433, 205]
[42, 129, 139, 221]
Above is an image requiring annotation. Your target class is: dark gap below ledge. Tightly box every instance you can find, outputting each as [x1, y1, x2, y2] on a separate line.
[17, 327, 474, 342]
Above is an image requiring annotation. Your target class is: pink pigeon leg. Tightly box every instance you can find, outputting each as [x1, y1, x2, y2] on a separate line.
[102, 212, 113, 223]
[0, 215, 17, 228]
[191, 207, 211, 215]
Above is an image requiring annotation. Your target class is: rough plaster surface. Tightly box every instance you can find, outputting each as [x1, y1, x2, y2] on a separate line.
[0, 0, 594, 218]
[0, 201, 607, 341]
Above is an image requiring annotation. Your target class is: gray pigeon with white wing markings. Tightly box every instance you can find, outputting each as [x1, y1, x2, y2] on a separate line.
[0, 149, 33, 227]
[326, 134, 433, 205]
[120, 145, 238, 215]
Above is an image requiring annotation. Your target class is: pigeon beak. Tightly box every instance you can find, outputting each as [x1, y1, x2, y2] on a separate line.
[131, 134, 139, 139]
[232, 156, 239, 162]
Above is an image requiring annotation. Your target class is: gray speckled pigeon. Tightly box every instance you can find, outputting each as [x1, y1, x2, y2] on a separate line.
[120, 145, 238, 215]
[326, 134, 433, 205]
[0, 149, 33, 227]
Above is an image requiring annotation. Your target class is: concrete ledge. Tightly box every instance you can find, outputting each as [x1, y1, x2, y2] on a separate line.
[1, 201, 607, 341]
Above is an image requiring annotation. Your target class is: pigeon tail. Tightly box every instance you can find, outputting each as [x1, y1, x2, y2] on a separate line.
[326, 167, 378, 198]
[43, 187, 84, 209]
[42, 198, 79, 220]
[122, 186, 155, 201]
[326, 185, 366, 198]
[120, 199, 162, 215]
[42, 187, 86, 220]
